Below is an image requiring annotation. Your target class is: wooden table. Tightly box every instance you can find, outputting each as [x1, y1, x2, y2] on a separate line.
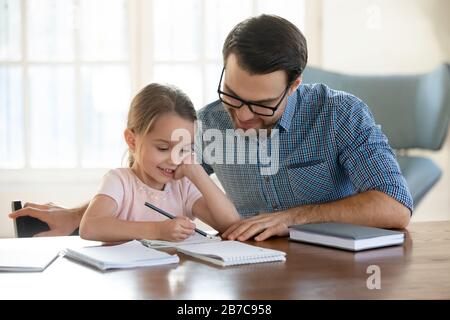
[1, 221, 449, 299]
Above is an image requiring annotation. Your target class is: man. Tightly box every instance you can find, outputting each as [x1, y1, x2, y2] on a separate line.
[9, 15, 412, 240]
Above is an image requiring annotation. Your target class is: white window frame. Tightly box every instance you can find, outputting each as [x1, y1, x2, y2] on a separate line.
[1, 0, 312, 183]
[1, 0, 136, 182]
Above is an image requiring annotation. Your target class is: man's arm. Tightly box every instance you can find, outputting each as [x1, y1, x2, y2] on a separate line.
[8, 202, 88, 237]
[222, 190, 410, 241]
[224, 95, 413, 241]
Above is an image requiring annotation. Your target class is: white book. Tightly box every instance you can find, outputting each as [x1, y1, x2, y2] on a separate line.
[289, 222, 404, 251]
[176, 240, 286, 267]
[141, 233, 221, 249]
[0, 236, 91, 272]
[64, 240, 179, 271]
[0, 249, 59, 272]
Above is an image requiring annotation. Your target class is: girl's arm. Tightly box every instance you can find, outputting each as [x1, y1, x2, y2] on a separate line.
[80, 195, 195, 242]
[185, 165, 240, 233]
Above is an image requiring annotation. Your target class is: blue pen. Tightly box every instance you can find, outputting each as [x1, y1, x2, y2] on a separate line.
[144, 202, 213, 238]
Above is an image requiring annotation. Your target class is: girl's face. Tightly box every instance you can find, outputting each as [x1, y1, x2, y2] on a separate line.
[126, 113, 195, 190]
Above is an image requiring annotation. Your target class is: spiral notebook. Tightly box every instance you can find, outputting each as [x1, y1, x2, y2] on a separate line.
[141, 233, 221, 249]
[176, 240, 286, 267]
[64, 240, 179, 271]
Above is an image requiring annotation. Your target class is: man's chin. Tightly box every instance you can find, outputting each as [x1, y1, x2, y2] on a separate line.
[236, 122, 273, 132]
[233, 119, 261, 131]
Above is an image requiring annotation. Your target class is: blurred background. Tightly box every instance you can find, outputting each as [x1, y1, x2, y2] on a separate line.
[0, 0, 449, 237]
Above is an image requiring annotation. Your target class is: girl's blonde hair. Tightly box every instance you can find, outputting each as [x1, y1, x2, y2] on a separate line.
[127, 83, 197, 167]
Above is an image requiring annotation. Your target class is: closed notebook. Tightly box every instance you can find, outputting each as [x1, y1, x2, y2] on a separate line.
[141, 233, 221, 249]
[176, 240, 286, 267]
[0, 249, 58, 272]
[289, 222, 404, 251]
[64, 240, 179, 271]
[0, 236, 73, 272]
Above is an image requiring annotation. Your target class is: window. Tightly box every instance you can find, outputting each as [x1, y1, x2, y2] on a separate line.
[0, 0, 304, 172]
[1, 0, 131, 170]
[150, 0, 305, 109]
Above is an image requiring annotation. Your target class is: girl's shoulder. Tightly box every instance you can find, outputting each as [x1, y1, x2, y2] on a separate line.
[104, 167, 132, 177]
[102, 167, 136, 185]
[96, 168, 137, 202]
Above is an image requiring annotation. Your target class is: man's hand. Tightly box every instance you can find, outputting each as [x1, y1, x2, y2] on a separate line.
[222, 211, 293, 241]
[222, 191, 411, 242]
[8, 202, 80, 237]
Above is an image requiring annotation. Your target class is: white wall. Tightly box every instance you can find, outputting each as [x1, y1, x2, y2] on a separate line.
[320, 0, 449, 74]
[316, 0, 450, 221]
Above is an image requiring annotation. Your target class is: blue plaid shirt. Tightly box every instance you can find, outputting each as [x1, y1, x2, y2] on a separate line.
[197, 83, 413, 218]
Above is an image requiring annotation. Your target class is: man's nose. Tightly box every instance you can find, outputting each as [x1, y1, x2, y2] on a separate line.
[236, 104, 255, 121]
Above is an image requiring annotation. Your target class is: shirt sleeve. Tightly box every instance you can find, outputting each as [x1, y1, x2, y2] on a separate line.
[182, 178, 203, 219]
[96, 170, 125, 216]
[200, 162, 214, 175]
[335, 95, 414, 213]
[194, 127, 215, 175]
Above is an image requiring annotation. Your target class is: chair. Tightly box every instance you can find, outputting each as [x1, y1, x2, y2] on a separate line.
[301, 64, 450, 206]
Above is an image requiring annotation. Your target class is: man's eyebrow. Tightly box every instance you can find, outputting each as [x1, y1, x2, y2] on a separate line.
[224, 84, 239, 97]
[224, 84, 280, 104]
[253, 97, 279, 104]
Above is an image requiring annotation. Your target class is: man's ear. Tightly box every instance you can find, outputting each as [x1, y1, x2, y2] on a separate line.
[124, 128, 136, 151]
[289, 76, 302, 95]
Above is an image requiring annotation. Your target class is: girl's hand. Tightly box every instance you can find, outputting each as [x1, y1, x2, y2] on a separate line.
[157, 217, 195, 241]
[173, 153, 201, 180]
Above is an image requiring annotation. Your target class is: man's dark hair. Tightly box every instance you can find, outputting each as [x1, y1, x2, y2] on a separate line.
[222, 14, 308, 84]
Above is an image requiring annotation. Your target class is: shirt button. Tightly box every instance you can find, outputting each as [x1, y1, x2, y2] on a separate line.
[264, 176, 269, 183]
[273, 204, 278, 209]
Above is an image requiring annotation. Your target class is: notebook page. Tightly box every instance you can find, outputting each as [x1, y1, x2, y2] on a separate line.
[141, 233, 221, 248]
[177, 241, 286, 266]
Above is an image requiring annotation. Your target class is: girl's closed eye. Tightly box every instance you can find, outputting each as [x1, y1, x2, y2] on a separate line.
[156, 145, 169, 151]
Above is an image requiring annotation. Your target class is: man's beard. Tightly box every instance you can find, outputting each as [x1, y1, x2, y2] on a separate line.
[228, 111, 275, 136]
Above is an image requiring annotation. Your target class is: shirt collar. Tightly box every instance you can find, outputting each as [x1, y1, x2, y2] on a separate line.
[276, 89, 298, 132]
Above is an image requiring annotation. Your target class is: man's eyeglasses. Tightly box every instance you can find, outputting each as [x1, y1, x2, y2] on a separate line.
[217, 68, 290, 117]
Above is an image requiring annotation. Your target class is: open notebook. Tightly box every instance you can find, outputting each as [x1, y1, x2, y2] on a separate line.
[141, 233, 221, 249]
[176, 240, 286, 267]
[64, 240, 179, 271]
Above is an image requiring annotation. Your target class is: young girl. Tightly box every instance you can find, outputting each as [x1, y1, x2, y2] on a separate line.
[79, 83, 240, 242]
